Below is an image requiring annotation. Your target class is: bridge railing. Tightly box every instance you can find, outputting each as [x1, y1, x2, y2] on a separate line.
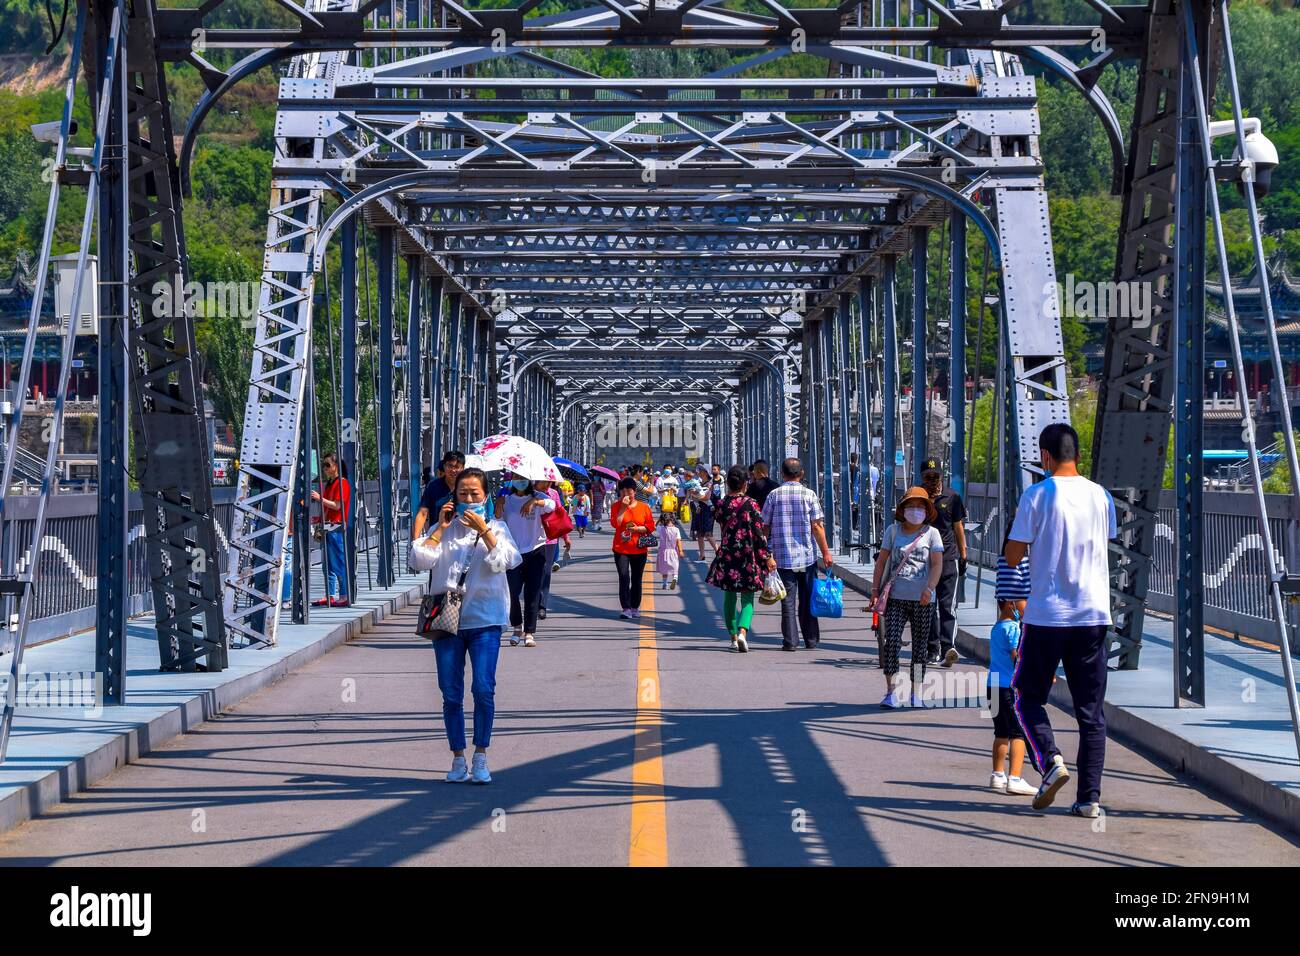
[963, 482, 1298, 648]
[0, 481, 407, 652]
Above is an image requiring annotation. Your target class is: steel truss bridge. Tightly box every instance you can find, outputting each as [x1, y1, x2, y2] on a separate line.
[1, 0, 1299, 762]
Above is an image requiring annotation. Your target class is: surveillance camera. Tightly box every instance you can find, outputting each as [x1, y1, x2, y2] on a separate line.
[30, 119, 76, 144]
[1239, 126, 1278, 199]
[1208, 117, 1278, 200]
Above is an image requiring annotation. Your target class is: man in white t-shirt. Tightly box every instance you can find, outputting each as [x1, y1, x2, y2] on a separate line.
[1004, 422, 1117, 819]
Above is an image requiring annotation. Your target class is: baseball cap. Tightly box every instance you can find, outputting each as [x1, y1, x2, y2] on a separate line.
[920, 457, 942, 473]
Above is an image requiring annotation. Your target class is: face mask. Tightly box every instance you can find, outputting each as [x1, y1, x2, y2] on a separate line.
[456, 501, 488, 520]
[904, 507, 926, 525]
[511, 479, 530, 493]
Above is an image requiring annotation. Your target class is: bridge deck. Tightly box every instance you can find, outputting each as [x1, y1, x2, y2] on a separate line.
[0, 531, 1295, 866]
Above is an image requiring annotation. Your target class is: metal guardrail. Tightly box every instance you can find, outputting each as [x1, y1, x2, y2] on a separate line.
[962, 481, 1298, 647]
[0, 481, 407, 651]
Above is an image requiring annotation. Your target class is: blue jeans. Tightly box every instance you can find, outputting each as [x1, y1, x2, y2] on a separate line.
[324, 529, 349, 600]
[432, 624, 501, 751]
[281, 536, 294, 602]
[540, 542, 558, 609]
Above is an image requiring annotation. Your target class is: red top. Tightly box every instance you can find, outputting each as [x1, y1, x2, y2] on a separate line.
[610, 499, 655, 555]
[317, 477, 351, 525]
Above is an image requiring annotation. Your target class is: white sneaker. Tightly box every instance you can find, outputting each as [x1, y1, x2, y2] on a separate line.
[471, 752, 491, 784]
[1069, 801, 1103, 818]
[989, 771, 1008, 792]
[630, 608, 640, 619]
[552, 562, 560, 572]
[1033, 754, 1071, 810]
[446, 755, 470, 783]
[1006, 776, 1037, 796]
[909, 693, 925, 708]
[736, 630, 749, 653]
[880, 691, 903, 709]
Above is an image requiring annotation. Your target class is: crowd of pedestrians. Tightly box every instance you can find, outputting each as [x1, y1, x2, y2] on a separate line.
[407, 423, 1117, 817]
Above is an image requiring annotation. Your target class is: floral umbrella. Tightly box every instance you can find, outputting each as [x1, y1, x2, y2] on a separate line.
[471, 434, 563, 482]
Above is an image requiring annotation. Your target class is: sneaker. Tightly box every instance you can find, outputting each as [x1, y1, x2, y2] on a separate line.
[1069, 801, 1103, 818]
[909, 693, 925, 708]
[926, 652, 942, 665]
[538, 607, 548, 620]
[989, 771, 1008, 792]
[620, 608, 632, 619]
[736, 629, 749, 653]
[446, 755, 470, 783]
[510, 628, 523, 646]
[730, 637, 739, 651]
[630, 608, 640, 619]
[669, 577, 678, 590]
[781, 644, 797, 652]
[1032, 755, 1071, 810]
[471, 752, 491, 784]
[523, 634, 536, 647]
[880, 691, 903, 709]
[552, 562, 560, 572]
[1006, 776, 1037, 796]
[942, 647, 960, 667]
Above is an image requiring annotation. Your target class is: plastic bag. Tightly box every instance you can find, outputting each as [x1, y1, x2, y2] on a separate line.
[811, 570, 844, 618]
[759, 569, 787, 605]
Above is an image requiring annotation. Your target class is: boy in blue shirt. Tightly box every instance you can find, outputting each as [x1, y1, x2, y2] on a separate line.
[989, 561, 1035, 796]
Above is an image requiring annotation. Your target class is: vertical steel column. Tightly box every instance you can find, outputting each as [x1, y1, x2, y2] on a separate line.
[465, 313, 479, 443]
[427, 276, 444, 466]
[857, 281, 872, 553]
[882, 255, 899, 521]
[820, 315, 836, 546]
[340, 220, 358, 598]
[1173, 15, 1207, 706]
[447, 298, 463, 451]
[911, 227, 928, 482]
[406, 256, 423, 526]
[96, 4, 129, 700]
[838, 292, 854, 554]
[949, 212, 967, 499]
[376, 227, 396, 587]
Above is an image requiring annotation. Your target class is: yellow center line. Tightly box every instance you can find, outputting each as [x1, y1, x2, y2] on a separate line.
[629, 555, 667, 867]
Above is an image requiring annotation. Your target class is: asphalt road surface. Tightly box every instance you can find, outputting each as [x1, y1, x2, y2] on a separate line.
[1, 531, 1296, 866]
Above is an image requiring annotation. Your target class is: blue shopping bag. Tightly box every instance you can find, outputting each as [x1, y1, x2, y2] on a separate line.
[811, 570, 843, 618]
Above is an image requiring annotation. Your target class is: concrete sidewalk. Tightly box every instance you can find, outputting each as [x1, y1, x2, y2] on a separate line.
[833, 556, 1300, 836]
[0, 568, 429, 833]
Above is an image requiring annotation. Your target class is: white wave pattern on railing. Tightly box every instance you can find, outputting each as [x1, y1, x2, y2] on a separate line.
[16, 524, 147, 589]
[1152, 522, 1282, 591]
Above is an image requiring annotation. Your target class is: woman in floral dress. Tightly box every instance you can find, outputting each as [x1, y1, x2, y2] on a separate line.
[706, 464, 773, 653]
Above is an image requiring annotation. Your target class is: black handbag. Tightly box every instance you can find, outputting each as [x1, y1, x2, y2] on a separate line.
[415, 532, 482, 639]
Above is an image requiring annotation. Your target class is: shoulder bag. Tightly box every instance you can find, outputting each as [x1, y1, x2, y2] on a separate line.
[871, 529, 929, 616]
[415, 532, 483, 639]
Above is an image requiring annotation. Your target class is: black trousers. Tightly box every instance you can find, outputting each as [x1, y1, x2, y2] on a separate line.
[507, 545, 547, 633]
[614, 551, 648, 610]
[927, 561, 959, 657]
[777, 563, 820, 648]
[1011, 622, 1109, 805]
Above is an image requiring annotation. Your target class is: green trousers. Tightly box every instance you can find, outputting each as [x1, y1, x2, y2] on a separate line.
[723, 590, 756, 635]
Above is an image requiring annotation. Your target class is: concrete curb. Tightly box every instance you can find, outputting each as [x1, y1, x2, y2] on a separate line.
[833, 558, 1300, 838]
[0, 578, 427, 836]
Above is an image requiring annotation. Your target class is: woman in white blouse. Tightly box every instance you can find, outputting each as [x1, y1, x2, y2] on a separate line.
[411, 467, 521, 784]
[494, 474, 556, 647]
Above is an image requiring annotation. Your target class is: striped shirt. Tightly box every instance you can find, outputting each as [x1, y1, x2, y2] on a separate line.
[995, 554, 1031, 601]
